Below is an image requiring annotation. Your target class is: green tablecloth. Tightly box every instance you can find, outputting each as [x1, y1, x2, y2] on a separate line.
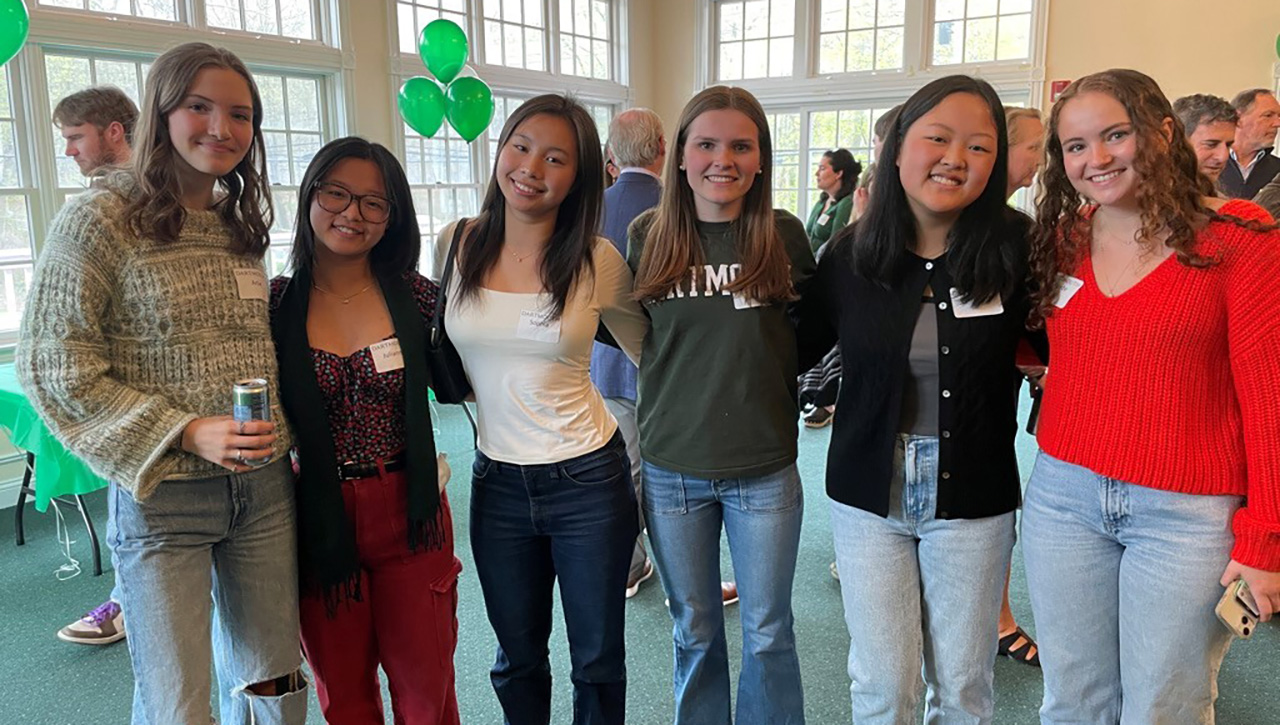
[0, 362, 109, 511]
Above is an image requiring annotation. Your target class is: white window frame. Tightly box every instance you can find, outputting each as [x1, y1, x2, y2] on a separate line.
[696, 0, 1049, 107]
[0, 1, 358, 344]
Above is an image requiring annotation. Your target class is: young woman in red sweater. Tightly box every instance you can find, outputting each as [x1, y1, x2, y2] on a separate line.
[1025, 69, 1280, 724]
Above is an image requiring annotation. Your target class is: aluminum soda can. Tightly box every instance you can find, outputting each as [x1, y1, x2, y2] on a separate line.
[232, 378, 271, 467]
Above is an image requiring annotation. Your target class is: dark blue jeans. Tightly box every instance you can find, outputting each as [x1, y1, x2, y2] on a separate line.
[470, 432, 638, 725]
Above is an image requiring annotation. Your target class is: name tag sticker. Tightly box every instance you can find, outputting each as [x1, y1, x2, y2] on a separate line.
[817, 213, 831, 225]
[233, 268, 269, 301]
[369, 338, 405, 373]
[733, 293, 767, 310]
[1054, 275, 1084, 309]
[949, 287, 1004, 318]
[517, 309, 562, 343]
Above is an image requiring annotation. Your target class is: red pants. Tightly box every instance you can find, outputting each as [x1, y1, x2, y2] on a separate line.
[300, 466, 462, 725]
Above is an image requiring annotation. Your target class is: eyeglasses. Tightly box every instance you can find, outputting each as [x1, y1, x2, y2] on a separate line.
[312, 182, 392, 224]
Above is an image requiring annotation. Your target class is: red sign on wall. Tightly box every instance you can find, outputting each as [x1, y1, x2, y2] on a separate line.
[1050, 80, 1072, 102]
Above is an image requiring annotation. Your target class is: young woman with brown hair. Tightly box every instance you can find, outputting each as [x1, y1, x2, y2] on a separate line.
[629, 85, 815, 725]
[1024, 68, 1280, 724]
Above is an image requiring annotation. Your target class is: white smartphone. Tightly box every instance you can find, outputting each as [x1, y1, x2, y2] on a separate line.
[1215, 579, 1260, 639]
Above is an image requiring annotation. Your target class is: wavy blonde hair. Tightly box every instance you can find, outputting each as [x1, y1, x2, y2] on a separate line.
[121, 42, 272, 256]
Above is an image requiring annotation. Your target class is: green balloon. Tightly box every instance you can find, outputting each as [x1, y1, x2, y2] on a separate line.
[446, 76, 495, 143]
[1276, 33, 1280, 61]
[420, 19, 468, 85]
[398, 76, 447, 138]
[0, 0, 30, 67]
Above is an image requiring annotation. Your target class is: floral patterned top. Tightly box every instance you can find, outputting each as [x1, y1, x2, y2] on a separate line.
[270, 272, 439, 465]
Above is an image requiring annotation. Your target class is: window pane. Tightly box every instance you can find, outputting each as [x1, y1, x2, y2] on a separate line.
[0, 67, 10, 118]
[769, 37, 792, 78]
[810, 111, 837, 149]
[818, 32, 845, 75]
[286, 78, 320, 132]
[743, 38, 769, 78]
[969, 0, 999, 15]
[45, 56, 93, 112]
[0, 122, 18, 187]
[846, 29, 874, 72]
[849, 0, 874, 29]
[720, 1, 744, 42]
[819, 0, 845, 31]
[88, 0, 129, 14]
[592, 39, 609, 79]
[592, 0, 609, 40]
[206, 0, 243, 30]
[258, 76, 287, 129]
[933, 21, 963, 64]
[291, 133, 322, 183]
[996, 14, 1031, 60]
[485, 20, 504, 64]
[263, 131, 291, 184]
[879, 0, 904, 26]
[1002, 0, 1032, 12]
[136, 0, 177, 20]
[0, 264, 34, 328]
[40, 0, 83, 8]
[280, 0, 315, 39]
[876, 26, 903, 70]
[503, 23, 523, 66]
[245, 0, 279, 35]
[964, 17, 998, 63]
[502, 0, 521, 22]
[719, 42, 742, 81]
[526, 28, 545, 71]
[743, 0, 769, 40]
[95, 60, 141, 104]
[0, 196, 31, 258]
[935, 0, 965, 21]
[524, 0, 543, 26]
[770, 0, 794, 37]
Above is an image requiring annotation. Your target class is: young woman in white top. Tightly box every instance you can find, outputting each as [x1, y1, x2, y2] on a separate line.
[442, 94, 648, 725]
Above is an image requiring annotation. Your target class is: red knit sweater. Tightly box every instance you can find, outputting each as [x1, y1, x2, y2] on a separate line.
[1039, 200, 1280, 571]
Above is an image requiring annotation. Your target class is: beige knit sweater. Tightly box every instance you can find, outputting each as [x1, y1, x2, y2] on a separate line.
[16, 183, 291, 500]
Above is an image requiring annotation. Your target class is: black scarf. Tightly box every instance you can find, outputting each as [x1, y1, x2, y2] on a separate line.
[273, 268, 444, 613]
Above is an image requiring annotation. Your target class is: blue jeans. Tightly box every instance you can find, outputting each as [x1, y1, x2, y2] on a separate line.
[830, 434, 1014, 725]
[470, 432, 638, 725]
[107, 458, 306, 725]
[642, 460, 805, 725]
[1022, 452, 1240, 725]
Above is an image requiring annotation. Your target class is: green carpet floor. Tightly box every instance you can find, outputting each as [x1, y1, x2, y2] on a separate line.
[2, 400, 1276, 724]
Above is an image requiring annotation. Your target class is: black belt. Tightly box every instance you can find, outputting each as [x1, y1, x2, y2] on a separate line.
[338, 454, 406, 481]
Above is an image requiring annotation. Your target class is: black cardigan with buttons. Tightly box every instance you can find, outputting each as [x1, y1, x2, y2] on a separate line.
[795, 222, 1048, 520]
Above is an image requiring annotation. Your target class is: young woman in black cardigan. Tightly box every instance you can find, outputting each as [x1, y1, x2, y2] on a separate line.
[796, 75, 1046, 723]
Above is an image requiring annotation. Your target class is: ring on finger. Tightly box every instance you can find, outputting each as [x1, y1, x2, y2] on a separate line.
[235, 450, 246, 467]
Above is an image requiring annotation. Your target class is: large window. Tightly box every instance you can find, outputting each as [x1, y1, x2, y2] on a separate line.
[932, 0, 1032, 65]
[483, 0, 547, 72]
[817, 0, 905, 74]
[559, 0, 614, 80]
[716, 0, 795, 81]
[766, 105, 892, 220]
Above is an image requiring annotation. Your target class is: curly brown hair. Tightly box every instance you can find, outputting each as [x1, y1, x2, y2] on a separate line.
[1028, 69, 1251, 326]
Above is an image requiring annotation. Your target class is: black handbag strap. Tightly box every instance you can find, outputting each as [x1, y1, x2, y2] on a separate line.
[431, 219, 468, 348]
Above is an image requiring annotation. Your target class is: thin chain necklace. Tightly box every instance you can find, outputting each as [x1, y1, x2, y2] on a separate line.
[1094, 234, 1163, 297]
[508, 246, 542, 263]
[312, 280, 375, 304]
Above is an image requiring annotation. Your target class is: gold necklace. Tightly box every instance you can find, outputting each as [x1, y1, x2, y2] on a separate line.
[312, 280, 375, 304]
[508, 247, 540, 263]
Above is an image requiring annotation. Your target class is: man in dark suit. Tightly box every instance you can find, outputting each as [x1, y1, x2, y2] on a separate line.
[592, 108, 665, 598]
[1219, 89, 1280, 199]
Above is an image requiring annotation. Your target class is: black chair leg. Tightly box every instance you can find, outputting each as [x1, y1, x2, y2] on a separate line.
[74, 493, 103, 576]
[14, 452, 34, 546]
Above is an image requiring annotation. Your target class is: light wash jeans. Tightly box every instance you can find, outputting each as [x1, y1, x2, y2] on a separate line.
[830, 434, 1014, 725]
[1022, 451, 1240, 725]
[642, 460, 805, 725]
[108, 458, 307, 725]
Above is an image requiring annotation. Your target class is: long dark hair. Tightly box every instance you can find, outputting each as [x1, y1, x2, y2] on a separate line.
[633, 85, 793, 304]
[289, 136, 420, 279]
[455, 94, 604, 319]
[121, 42, 272, 256]
[823, 148, 861, 201]
[836, 75, 1017, 304]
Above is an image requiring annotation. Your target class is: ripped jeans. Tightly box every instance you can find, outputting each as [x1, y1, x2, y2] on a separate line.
[108, 458, 307, 725]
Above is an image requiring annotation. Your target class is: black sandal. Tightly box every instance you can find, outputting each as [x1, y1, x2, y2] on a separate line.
[998, 626, 1041, 667]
